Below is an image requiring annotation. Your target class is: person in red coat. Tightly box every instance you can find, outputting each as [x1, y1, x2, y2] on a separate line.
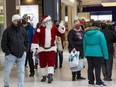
[31, 15, 65, 83]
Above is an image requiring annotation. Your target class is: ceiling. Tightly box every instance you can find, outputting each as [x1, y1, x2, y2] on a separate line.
[82, 0, 101, 6]
[82, 0, 116, 7]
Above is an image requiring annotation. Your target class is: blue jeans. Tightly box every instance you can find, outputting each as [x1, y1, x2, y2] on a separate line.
[4, 52, 26, 87]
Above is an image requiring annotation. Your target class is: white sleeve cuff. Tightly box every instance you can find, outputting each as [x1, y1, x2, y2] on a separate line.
[58, 25, 65, 34]
[31, 43, 39, 50]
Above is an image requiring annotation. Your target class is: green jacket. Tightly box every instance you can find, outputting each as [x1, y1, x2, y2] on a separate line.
[83, 27, 109, 59]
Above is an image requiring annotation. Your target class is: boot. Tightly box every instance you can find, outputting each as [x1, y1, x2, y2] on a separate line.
[48, 74, 53, 83]
[29, 71, 35, 77]
[41, 76, 46, 82]
[72, 72, 76, 81]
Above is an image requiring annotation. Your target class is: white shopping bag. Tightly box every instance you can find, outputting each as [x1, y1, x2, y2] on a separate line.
[68, 51, 79, 68]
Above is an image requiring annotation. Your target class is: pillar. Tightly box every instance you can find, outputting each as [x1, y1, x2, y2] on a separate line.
[42, 0, 61, 21]
[5, 0, 16, 27]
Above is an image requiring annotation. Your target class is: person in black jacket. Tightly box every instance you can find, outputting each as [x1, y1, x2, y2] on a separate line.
[101, 23, 116, 81]
[67, 20, 85, 81]
[1, 14, 29, 87]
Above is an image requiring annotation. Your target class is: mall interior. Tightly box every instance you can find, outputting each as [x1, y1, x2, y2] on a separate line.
[0, 0, 116, 87]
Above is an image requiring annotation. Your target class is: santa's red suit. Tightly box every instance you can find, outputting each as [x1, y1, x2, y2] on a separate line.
[31, 16, 65, 83]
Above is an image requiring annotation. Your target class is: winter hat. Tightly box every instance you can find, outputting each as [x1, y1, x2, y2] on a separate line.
[23, 14, 29, 21]
[41, 15, 51, 23]
[92, 21, 101, 28]
[12, 14, 21, 22]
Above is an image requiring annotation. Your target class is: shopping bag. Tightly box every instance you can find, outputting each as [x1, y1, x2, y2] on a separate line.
[68, 51, 79, 68]
[76, 59, 85, 71]
[70, 59, 85, 72]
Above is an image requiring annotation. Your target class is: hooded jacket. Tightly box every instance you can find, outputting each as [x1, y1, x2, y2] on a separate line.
[83, 27, 109, 59]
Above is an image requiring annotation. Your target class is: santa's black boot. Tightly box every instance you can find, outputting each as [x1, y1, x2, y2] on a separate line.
[41, 76, 46, 82]
[48, 74, 53, 83]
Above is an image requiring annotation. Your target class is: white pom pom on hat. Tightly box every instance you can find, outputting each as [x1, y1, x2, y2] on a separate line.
[12, 14, 21, 22]
[37, 28, 40, 33]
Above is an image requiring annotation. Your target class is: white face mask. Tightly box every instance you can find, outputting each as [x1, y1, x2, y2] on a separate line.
[45, 21, 52, 26]
[45, 21, 53, 28]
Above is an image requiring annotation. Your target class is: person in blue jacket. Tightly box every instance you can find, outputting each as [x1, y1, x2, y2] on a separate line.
[22, 18, 35, 77]
[83, 21, 109, 86]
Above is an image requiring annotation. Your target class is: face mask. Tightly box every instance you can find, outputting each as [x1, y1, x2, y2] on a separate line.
[17, 20, 22, 27]
[55, 24, 59, 28]
[75, 24, 81, 30]
[45, 21, 52, 27]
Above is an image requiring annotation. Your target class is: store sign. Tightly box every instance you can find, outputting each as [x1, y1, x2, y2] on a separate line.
[20, 5, 39, 28]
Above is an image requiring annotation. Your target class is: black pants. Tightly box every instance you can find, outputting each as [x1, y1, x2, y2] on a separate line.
[55, 51, 63, 68]
[87, 57, 103, 85]
[25, 50, 34, 74]
[102, 53, 114, 78]
[72, 71, 81, 78]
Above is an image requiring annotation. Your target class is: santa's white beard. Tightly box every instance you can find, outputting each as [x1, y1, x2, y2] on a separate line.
[44, 21, 53, 48]
[45, 21, 53, 30]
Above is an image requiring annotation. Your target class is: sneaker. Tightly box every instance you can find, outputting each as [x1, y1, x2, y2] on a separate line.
[95, 82, 107, 87]
[101, 82, 107, 86]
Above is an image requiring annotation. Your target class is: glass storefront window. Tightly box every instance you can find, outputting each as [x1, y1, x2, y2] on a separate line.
[91, 15, 112, 21]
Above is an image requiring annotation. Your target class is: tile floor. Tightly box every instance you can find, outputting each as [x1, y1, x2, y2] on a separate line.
[0, 50, 116, 87]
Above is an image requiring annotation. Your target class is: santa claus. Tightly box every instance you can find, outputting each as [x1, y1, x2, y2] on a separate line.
[31, 15, 65, 83]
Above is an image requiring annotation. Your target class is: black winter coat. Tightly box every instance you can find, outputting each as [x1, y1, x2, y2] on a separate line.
[1, 24, 29, 58]
[101, 29, 116, 53]
[67, 29, 84, 58]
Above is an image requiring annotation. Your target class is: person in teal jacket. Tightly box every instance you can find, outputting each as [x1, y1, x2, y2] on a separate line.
[83, 21, 109, 86]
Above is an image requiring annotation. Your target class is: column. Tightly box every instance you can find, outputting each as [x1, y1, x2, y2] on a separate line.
[68, 5, 73, 30]
[42, 0, 61, 21]
[5, 0, 16, 27]
[61, 3, 65, 20]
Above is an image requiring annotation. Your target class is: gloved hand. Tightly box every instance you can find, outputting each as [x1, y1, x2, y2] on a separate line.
[59, 20, 65, 27]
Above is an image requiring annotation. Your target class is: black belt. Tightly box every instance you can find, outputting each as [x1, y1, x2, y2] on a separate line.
[39, 43, 55, 49]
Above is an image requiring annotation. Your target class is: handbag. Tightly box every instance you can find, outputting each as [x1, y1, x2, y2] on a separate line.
[68, 51, 80, 68]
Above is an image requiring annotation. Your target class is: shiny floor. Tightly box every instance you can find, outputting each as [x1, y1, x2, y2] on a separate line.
[0, 50, 116, 87]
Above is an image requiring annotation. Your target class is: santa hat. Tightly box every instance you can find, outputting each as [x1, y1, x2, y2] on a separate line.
[41, 15, 51, 23]
[12, 14, 21, 22]
[36, 15, 51, 33]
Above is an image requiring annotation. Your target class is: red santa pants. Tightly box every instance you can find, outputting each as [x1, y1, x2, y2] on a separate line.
[38, 51, 55, 75]
[38, 51, 55, 67]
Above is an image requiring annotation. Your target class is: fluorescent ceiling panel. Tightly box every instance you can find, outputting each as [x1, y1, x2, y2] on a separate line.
[102, 2, 116, 6]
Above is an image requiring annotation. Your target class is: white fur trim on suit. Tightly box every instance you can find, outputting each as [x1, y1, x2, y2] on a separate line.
[31, 43, 39, 49]
[45, 27, 51, 48]
[37, 28, 40, 33]
[58, 25, 65, 34]
[41, 68, 47, 76]
[37, 46, 56, 53]
[43, 15, 51, 23]
[48, 67, 54, 74]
